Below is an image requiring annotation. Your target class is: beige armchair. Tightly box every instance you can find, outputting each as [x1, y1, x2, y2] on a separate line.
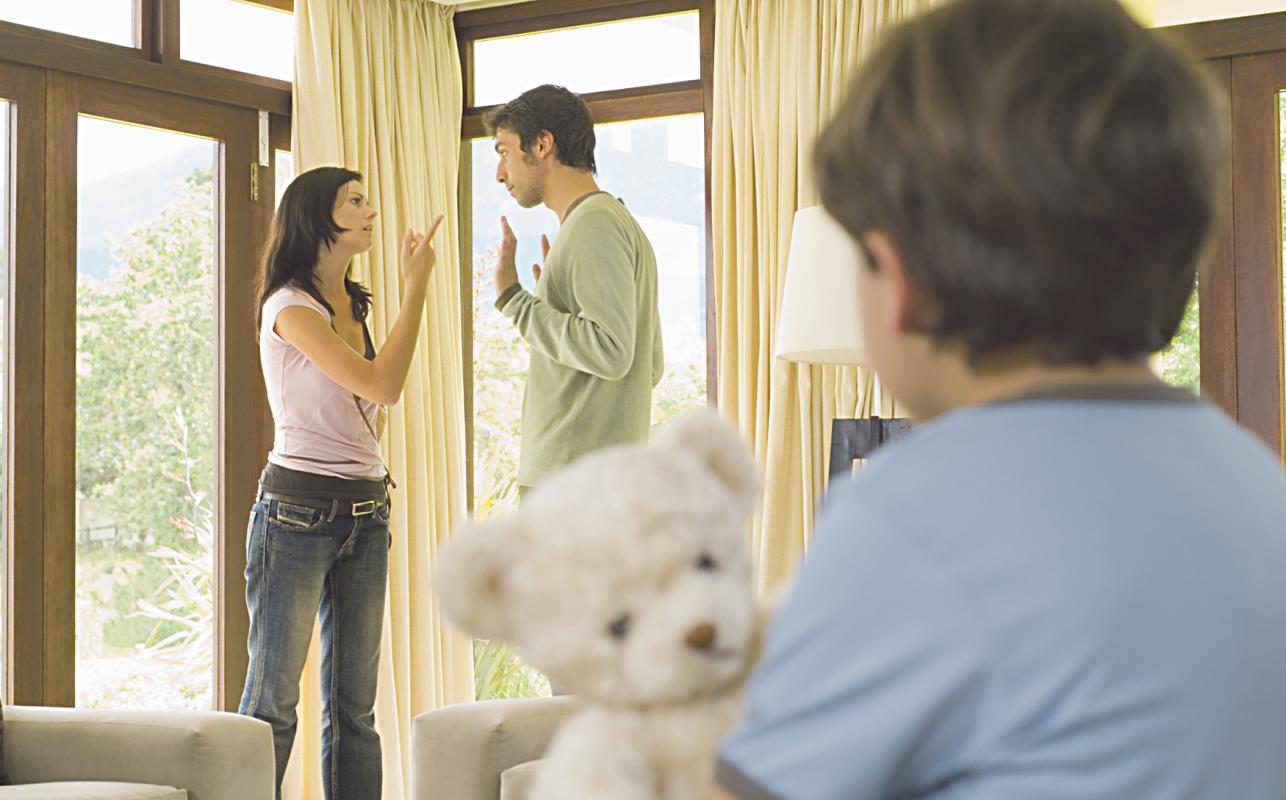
[411, 696, 578, 800]
[2, 704, 274, 799]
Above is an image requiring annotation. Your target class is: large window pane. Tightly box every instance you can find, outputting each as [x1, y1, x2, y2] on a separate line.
[0, 0, 134, 46]
[470, 113, 706, 520]
[180, 0, 293, 82]
[76, 116, 218, 710]
[468, 114, 706, 701]
[0, 99, 9, 687]
[275, 149, 294, 207]
[473, 13, 699, 106]
[599, 116, 709, 431]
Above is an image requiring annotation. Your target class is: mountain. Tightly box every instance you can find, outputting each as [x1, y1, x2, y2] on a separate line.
[77, 145, 213, 281]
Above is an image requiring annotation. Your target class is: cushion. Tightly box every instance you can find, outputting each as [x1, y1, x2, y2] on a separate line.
[500, 759, 543, 800]
[0, 782, 186, 799]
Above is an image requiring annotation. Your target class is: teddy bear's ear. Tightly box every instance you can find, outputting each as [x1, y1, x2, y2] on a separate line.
[657, 409, 760, 506]
[434, 517, 524, 642]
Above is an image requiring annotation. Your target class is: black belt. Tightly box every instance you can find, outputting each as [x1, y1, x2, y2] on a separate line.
[259, 491, 383, 518]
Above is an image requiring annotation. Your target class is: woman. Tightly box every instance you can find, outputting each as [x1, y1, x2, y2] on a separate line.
[239, 165, 442, 800]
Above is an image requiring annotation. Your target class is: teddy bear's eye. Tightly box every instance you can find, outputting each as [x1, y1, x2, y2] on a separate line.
[608, 613, 632, 640]
[695, 553, 718, 571]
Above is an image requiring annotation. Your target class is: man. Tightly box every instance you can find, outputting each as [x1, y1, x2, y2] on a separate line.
[486, 84, 664, 496]
[713, 0, 1286, 797]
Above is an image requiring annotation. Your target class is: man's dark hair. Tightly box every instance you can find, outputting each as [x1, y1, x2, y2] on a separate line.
[815, 0, 1227, 366]
[484, 84, 597, 173]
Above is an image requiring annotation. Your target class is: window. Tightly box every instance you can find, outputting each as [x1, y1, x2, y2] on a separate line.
[472, 12, 700, 106]
[0, 0, 286, 710]
[0, 0, 134, 47]
[460, 0, 711, 701]
[1160, 17, 1286, 455]
[75, 116, 218, 710]
[275, 149, 295, 207]
[180, 0, 294, 82]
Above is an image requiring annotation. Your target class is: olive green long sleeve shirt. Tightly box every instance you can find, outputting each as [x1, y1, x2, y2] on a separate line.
[495, 192, 664, 487]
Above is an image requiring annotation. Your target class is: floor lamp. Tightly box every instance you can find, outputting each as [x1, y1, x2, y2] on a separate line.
[774, 206, 911, 487]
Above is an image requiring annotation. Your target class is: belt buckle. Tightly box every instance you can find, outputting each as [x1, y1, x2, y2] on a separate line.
[351, 499, 377, 517]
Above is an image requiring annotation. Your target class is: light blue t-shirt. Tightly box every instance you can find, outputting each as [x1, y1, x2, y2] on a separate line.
[719, 385, 1286, 800]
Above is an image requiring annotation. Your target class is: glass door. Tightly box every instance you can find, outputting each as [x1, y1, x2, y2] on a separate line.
[63, 79, 269, 710]
[74, 115, 219, 709]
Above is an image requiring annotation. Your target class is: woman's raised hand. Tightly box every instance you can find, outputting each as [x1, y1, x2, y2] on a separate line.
[400, 214, 445, 287]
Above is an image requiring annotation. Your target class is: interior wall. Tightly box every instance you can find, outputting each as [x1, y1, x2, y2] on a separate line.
[1155, 0, 1286, 25]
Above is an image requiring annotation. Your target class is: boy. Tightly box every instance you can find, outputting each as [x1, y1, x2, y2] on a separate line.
[715, 0, 1286, 797]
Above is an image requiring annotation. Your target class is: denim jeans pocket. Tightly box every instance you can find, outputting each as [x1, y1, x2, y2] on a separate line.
[269, 501, 323, 532]
[365, 502, 392, 549]
[246, 503, 265, 560]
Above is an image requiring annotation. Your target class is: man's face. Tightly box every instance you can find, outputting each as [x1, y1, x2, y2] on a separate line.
[494, 128, 543, 208]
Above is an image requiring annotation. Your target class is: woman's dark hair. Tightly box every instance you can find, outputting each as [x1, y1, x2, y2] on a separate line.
[255, 166, 374, 332]
[483, 84, 597, 173]
[815, 0, 1227, 366]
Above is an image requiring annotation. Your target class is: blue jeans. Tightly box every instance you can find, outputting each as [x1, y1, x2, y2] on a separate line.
[239, 497, 390, 800]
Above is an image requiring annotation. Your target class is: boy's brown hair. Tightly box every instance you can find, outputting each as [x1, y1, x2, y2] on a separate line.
[816, 0, 1227, 365]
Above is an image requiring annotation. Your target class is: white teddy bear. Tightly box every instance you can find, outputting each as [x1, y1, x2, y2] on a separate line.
[435, 410, 766, 800]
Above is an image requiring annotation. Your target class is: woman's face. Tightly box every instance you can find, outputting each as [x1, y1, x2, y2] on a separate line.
[331, 180, 377, 254]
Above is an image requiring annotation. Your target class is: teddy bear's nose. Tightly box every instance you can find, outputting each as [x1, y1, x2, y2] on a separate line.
[685, 622, 718, 651]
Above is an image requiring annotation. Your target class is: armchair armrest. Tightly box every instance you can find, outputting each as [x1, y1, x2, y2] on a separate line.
[411, 696, 578, 800]
[4, 705, 273, 800]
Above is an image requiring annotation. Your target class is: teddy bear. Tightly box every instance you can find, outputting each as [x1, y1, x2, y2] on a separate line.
[435, 409, 767, 800]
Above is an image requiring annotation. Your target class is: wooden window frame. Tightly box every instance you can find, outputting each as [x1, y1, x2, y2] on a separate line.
[2, 0, 291, 709]
[455, 0, 716, 507]
[0, 1, 290, 115]
[1164, 13, 1286, 457]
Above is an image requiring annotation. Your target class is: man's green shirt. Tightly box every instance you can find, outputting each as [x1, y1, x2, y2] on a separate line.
[495, 192, 663, 487]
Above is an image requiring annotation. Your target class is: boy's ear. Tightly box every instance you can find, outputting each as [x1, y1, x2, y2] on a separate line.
[434, 517, 525, 642]
[864, 230, 920, 334]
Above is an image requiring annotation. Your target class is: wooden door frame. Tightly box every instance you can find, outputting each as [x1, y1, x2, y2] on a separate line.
[2, 59, 50, 705]
[8, 73, 277, 708]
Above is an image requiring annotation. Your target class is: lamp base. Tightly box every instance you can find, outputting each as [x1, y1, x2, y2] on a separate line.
[828, 416, 913, 485]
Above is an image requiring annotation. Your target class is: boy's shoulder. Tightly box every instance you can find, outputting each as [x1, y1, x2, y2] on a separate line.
[846, 389, 1280, 524]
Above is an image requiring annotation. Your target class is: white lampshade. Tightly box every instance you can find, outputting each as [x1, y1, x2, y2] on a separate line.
[774, 205, 869, 365]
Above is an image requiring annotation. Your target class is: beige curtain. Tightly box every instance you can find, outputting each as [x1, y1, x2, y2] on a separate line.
[288, 1, 474, 798]
[1120, 0, 1155, 23]
[712, 0, 932, 593]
